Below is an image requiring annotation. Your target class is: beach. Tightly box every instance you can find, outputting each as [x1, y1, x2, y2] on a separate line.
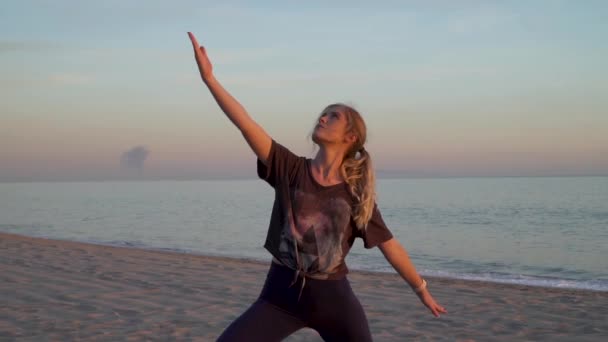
[1, 232, 606, 341]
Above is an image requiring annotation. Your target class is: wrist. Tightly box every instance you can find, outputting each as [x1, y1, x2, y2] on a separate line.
[412, 278, 427, 294]
[202, 74, 216, 85]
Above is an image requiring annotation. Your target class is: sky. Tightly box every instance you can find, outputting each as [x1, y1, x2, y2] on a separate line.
[1, 0, 607, 181]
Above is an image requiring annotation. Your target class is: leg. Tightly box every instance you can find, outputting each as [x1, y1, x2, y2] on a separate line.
[314, 298, 372, 342]
[307, 280, 373, 342]
[216, 299, 307, 342]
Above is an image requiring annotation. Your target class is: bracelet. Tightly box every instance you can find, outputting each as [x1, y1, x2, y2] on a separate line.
[413, 278, 427, 293]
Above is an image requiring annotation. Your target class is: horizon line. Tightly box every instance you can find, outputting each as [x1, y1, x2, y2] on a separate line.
[1, 173, 607, 184]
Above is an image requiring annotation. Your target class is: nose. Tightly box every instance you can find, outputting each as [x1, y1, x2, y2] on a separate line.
[319, 115, 327, 124]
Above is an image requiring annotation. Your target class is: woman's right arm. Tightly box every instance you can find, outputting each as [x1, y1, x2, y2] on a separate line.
[188, 32, 272, 165]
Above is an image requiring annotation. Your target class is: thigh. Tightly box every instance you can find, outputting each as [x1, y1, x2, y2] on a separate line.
[308, 280, 373, 342]
[216, 299, 307, 342]
[259, 263, 307, 316]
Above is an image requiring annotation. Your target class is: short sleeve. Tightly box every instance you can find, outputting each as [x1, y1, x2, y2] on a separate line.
[357, 203, 394, 249]
[257, 139, 302, 188]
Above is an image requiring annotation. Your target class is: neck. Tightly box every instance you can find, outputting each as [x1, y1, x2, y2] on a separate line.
[311, 146, 345, 183]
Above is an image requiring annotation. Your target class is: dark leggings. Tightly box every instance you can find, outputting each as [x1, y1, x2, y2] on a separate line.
[217, 262, 373, 342]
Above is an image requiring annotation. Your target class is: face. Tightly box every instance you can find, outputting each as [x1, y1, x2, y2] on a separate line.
[312, 106, 356, 147]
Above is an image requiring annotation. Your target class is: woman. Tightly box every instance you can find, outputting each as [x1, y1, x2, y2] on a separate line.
[187, 32, 447, 342]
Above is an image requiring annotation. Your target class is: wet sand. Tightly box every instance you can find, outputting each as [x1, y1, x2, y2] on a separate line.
[1, 232, 606, 341]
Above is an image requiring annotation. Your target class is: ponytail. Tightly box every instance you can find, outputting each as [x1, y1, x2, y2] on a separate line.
[340, 147, 376, 230]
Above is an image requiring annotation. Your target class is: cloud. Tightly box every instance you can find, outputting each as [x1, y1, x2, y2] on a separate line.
[194, 65, 498, 89]
[120, 146, 149, 172]
[0, 72, 95, 89]
[48, 72, 93, 86]
[0, 41, 32, 53]
[0, 40, 66, 54]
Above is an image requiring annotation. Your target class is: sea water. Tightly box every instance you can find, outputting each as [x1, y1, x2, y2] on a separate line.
[1, 177, 606, 291]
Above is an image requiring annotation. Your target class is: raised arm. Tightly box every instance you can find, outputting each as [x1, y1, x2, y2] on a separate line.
[188, 32, 272, 165]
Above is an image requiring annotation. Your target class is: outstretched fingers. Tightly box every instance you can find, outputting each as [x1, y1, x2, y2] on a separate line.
[187, 32, 213, 80]
[188, 32, 200, 50]
[430, 303, 447, 317]
[188, 32, 209, 59]
[421, 295, 447, 317]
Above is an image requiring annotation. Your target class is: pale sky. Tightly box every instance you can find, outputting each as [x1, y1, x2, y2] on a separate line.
[1, 0, 607, 181]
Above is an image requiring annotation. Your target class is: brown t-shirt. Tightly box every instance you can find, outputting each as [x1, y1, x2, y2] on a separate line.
[257, 140, 394, 280]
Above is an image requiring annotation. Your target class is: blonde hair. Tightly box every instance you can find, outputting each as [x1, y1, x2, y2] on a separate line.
[315, 103, 376, 231]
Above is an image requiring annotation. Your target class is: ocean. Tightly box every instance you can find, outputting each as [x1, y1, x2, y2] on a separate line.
[1, 177, 606, 291]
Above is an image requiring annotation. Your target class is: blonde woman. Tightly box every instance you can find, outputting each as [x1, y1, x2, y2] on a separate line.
[188, 32, 447, 342]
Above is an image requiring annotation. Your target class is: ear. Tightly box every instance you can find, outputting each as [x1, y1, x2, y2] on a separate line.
[344, 132, 357, 145]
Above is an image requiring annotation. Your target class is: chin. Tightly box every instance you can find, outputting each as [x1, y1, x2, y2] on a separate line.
[312, 131, 329, 145]
[312, 130, 321, 143]
[312, 128, 339, 145]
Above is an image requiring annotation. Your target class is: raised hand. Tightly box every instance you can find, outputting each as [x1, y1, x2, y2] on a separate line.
[188, 32, 213, 81]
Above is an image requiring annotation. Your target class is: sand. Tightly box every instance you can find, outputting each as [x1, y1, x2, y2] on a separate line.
[1, 232, 606, 341]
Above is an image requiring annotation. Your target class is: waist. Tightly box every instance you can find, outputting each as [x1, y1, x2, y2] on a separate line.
[260, 262, 352, 307]
[272, 256, 282, 265]
[270, 257, 345, 281]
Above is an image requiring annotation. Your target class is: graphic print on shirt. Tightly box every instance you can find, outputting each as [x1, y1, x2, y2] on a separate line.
[278, 188, 352, 277]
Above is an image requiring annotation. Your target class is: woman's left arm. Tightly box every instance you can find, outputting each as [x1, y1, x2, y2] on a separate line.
[378, 238, 448, 317]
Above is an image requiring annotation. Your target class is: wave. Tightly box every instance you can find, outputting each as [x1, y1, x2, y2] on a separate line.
[352, 265, 608, 292]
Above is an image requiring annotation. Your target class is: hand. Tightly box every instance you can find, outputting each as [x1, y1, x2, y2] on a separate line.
[187, 32, 213, 81]
[416, 289, 447, 317]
